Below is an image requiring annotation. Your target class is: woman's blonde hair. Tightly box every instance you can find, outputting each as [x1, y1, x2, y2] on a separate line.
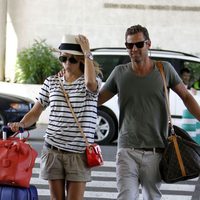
[76, 55, 103, 77]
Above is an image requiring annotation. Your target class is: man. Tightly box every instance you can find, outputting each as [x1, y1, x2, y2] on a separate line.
[98, 24, 200, 200]
[180, 67, 192, 89]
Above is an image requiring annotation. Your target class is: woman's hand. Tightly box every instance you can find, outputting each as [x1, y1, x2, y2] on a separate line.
[7, 122, 25, 132]
[76, 35, 90, 55]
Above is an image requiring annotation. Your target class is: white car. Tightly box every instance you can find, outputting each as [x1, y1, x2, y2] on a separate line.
[92, 48, 200, 144]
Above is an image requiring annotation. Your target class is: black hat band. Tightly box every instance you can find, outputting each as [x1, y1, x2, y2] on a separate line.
[59, 43, 83, 53]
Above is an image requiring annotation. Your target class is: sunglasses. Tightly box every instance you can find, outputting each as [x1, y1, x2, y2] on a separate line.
[59, 55, 78, 64]
[125, 40, 147, 49]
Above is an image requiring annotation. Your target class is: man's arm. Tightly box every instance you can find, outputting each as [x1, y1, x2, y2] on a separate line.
[173, 82, 200, 121]
[98, 88, 115, 106]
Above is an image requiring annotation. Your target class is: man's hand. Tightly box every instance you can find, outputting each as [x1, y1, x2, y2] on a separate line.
[58, 69, 65, 77]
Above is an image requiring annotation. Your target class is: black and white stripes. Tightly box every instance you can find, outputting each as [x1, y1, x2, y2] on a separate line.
[36, 75, 101, 153]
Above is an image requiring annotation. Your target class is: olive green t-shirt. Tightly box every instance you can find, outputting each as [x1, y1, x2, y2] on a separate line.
[102, 61, 182, 148]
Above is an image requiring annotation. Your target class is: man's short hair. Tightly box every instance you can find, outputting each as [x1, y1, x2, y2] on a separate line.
[125, 24, 150, 41]
[180, 68, 191, 75]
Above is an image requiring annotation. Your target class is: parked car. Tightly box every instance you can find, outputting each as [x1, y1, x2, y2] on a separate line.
[92, 48, 200, 144]
[0, 93, 36, 134]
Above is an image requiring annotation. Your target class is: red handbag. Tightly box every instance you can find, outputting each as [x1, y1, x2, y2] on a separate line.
[86, 144, 104, 168]
[0, 128, 38, 188]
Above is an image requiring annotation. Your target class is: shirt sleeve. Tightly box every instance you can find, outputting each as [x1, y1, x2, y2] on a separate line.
[36, 77, 51, 108]
[163, 61, 182, 89]
[86, 76, 102, 97]
[96, 76, 102, 94]
[101, 65, 119, 95]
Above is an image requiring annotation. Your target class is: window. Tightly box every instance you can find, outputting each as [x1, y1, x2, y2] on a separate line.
[94, 55, 130, 81]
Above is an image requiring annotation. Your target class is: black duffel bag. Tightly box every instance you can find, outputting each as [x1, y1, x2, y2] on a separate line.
[159, 125, 200, 183]
[157, 61, 200, 183]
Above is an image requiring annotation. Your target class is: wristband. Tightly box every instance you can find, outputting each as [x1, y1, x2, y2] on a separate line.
[85, 52, 94, 61]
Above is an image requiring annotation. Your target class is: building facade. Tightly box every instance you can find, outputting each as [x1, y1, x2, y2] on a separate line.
[1, 0, 200, 81]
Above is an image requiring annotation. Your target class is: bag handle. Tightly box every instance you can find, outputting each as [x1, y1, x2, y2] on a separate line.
[58, 77, 90, 146]
[2, 126, 30, 142]
[169, 135, 186, 176]
[156, 61, 186, 176]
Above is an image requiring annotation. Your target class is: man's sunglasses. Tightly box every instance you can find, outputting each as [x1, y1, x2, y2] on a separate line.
[59, 55, 78, 64]
[125, 40, 147, 49]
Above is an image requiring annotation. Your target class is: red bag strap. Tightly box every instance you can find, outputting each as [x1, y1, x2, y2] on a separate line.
[9, 129, 29, 142]
[2, 127, 30, 142]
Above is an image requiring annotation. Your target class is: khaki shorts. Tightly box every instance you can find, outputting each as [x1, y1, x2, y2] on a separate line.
[40, 145, 91, 182]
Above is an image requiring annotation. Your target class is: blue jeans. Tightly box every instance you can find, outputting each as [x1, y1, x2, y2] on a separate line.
[116, 148, 163, 200]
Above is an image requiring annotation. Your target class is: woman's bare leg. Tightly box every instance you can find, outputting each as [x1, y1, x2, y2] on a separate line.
[48, 179, 65, 200]
[66, 181, 86, 200]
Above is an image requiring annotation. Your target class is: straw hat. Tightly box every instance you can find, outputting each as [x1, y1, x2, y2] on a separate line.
[58, 34, 83, 55]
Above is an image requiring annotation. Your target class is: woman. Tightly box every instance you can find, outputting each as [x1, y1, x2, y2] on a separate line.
[8, 34, 102, 200]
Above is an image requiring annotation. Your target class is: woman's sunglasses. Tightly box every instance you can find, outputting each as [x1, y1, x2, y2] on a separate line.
[125, 40, 147, 49]
[59, 55, 78, 64]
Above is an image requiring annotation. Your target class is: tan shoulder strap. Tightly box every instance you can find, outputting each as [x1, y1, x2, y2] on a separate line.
[156, 61, 172, 125]
[157, 61, 186, 177]
[58, 77, 89, 146]
[169, 135, 186, 176]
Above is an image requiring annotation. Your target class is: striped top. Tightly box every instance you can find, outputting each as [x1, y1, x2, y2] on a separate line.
[36, 75, 102, 153]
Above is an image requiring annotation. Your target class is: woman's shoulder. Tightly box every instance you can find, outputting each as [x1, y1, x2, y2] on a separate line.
[42, 75, 60, 86]
[45, 74, 60, 81]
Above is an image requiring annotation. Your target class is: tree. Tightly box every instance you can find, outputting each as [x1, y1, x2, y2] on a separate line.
[15, 39, 61, 84]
